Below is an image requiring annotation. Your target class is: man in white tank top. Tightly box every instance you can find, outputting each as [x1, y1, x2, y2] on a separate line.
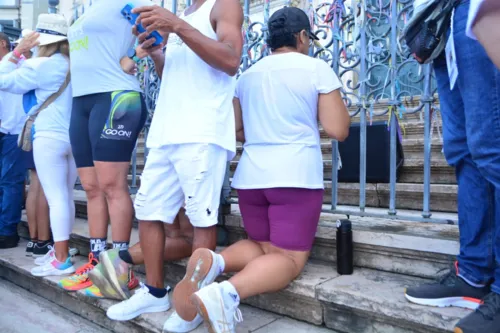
[105, 1, 243, 331]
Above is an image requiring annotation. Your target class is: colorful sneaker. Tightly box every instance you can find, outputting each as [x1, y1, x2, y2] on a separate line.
[173, 248, 223, 321]
[191, 282, 243, 333]
[162, 311, 203, 333]
[405, 262, 490, 310]
[84, 273, 140, 299]
[454, 292, 500, 333]
[97, 249, 132, 300]
[25, 240, 36, 256]
[58, 253, 98, 291]
[31, 256, 76, 277]
[106, 283, 171, 321]
[84, 285, 104, 298]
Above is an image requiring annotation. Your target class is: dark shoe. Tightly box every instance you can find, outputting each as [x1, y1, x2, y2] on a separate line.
[33, 241, 54, 257]
[25, 240, 36, 256]
[405, 263, 490, 310]
[454, 292, 500, 333]
[0, 234, 20, 249]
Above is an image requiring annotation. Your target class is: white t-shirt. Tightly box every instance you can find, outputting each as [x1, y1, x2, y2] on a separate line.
[146, 0, 236, 160]
[0, 54, 72, 143]
[68, 0, 152, 97]
[231, 52, 342, 190]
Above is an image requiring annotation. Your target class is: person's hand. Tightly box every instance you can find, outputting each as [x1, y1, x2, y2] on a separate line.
[132, 5, 182, 35]
[132, 25, 167, 55]
[120, 57, 138, 75]
[14, 32, 40, 55]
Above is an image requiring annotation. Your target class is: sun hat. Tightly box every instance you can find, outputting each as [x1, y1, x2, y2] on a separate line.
[35, 13, 68, 46]
[14, 29, 34, 44]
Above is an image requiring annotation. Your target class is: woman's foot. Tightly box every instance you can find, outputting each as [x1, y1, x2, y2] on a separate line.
[32, 241, 54, 258]
[58, 253, 98, 291]
[172, 248, 224, 321]
[25, 240, 36, 256]
[35, 247, 79, 266]
[31, 255, 75, 277]
[191, 281, 242, 333]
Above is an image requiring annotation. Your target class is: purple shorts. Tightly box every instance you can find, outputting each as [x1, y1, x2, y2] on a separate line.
[237, 188, 323, 252]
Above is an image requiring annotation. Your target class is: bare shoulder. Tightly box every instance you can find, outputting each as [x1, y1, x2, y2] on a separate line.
[212, 0, 243, 23]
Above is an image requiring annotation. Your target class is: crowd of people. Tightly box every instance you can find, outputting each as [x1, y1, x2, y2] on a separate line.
[0, 0, 499, 332]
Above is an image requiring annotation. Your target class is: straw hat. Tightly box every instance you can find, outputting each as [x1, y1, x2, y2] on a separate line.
[35, 14, 68, 46]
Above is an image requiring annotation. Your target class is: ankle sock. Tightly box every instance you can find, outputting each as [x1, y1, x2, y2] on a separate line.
[118, 249, 134, 265]
[219, 281, 240, 307]
[90, 238, 107, 259]
[145, 284, 168, 298]
[113, 241, 129, 251]
[215, 253, 225, 275]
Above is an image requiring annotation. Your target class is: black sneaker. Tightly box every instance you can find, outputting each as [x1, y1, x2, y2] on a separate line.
[405, 263, 490, 310]
[33, 241, 54, 257]
[454, 292, 500, 333]
[25, 240, 36, 256]
[0, 234, 19, 249]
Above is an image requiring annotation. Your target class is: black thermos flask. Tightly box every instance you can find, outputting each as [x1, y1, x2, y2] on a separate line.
[336, 219, 353, 275]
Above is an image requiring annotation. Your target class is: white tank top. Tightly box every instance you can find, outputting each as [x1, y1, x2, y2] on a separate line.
[146, 0, 236, 159]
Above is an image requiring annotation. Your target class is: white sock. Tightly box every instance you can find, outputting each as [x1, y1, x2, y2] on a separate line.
[215, 252, 225, 275]
[219, 281, 240, 307]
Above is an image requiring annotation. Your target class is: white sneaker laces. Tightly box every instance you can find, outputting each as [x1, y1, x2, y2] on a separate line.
[233, 306, 243, 323]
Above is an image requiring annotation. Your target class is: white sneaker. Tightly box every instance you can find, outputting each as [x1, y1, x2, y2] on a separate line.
[191, 282, 243, 333]
[163, 311, 203, 333]
[34, 247, 55, 266]
[106, 283, 171, 321]
[173, 248, 223, 321]
[35, 247, 79, 266]
[31, 256, 76, 277]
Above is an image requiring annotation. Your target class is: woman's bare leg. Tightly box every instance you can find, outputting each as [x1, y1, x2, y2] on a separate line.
[26, 170, 39, 240]
[78, 167, 108, 238]
[94, 161, 132, 243]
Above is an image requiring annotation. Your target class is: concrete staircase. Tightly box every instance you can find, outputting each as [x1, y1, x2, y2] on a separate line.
[0, 115, 468, 332]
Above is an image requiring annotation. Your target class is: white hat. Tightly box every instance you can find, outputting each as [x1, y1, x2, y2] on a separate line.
[35, 13, 68, 46]
[14, 29, 34, 44]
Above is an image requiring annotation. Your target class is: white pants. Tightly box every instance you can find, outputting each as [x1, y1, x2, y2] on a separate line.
[33, 137, 77, 242]
[134, 143, 227, 227]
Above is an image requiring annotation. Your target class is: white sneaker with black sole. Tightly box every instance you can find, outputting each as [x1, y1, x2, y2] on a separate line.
[107, 283, 171, 321]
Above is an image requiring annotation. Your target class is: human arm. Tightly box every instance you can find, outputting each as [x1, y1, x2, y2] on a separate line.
[131, 25, 167, 78]
[233, 97, 245, 143]
[133, 0, 243, 76]
[316, 61, 350, 141]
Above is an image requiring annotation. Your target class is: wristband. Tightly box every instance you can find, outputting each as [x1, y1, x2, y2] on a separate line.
[13, 49, 22, 59]
[127, 48, 141, 63]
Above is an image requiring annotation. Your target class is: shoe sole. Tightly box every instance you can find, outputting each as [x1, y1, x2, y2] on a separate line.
[190, 294, 216, 333]
[405, 293, 481, 310]
[173, 249, 214, 322]
[31, 267, 76, 277]
[88, 265, 125, 301]
[100, 251, 129, 300]
[107, 303, 171, 321]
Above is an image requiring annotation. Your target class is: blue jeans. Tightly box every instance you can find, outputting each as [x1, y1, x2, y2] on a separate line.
[434, 0, 500, 294]
[0, 133, 27, 236]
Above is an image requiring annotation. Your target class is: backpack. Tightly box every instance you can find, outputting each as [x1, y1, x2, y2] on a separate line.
[402, 0, 459, 64]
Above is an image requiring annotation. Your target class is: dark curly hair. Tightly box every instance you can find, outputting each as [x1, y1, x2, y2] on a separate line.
[266, 17, 298, 51]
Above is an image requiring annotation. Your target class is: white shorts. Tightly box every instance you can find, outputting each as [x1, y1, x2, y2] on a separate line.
[134, 143, 227, 227]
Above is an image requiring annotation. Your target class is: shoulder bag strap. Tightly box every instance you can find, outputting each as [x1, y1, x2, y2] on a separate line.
[30, 70, 71, 119]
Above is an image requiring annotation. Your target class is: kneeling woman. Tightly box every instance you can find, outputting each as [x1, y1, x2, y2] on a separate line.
[0, 14, 77, 276]
[171, 7, 351, 331]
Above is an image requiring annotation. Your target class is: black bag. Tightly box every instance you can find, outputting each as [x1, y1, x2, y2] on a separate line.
[402, 0, 458, 64]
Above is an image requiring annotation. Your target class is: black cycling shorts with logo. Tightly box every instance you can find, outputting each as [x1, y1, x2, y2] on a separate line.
[70, 91, 148, 168]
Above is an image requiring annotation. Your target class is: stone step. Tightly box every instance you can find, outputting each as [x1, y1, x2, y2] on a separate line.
[3, 229, 468, 333]
[0, 245, 337, 333]
[66, 196, 459, 279]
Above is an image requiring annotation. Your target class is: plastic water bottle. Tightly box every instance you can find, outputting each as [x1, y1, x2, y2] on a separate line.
[336, 219, 353, 275]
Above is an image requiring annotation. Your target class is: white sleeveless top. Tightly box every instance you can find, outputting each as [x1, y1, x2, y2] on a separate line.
[146, 0, 236, 160]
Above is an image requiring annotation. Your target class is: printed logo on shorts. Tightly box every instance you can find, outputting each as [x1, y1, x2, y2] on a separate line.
[101, 91, 143, 141]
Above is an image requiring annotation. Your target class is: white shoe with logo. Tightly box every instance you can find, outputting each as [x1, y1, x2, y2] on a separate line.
[190, 282, 243, 333]
[34, 247, 79, 266]
[106, 283, 171, 321]
[162, 311, 203, 333]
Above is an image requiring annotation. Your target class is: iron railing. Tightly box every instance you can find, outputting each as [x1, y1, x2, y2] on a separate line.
[73, 0, 453, 224]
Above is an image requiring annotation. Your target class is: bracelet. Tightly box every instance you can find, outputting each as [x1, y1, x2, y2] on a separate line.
[12, 49, 22, 59]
